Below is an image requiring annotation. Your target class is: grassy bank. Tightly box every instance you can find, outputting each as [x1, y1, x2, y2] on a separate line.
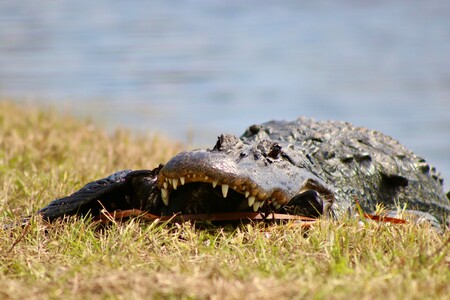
[0, 101, 449, 299]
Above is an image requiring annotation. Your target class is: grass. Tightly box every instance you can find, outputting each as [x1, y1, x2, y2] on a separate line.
[0, 101, 449, 299]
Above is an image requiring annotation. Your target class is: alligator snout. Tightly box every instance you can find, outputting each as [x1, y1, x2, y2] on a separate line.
[157, 143, 335, 216]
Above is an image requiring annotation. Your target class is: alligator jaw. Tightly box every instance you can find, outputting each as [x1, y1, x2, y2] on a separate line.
[156, 149, 296, 213]
[156, 144, 335, 216]
[157, 171, 285, 213]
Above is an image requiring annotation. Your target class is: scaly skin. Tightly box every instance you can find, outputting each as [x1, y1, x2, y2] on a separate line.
[38, 118, 450, 223]
[239, 118, 450, 221]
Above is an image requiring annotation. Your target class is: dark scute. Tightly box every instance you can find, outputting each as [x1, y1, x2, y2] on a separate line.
[381, 173, 409, 188]
[322, 150, 335, 159]
[417, 162, 430, 174]
[249, 125, 261, 134]
[340, 155, 353, 163]
[355, 153, 372, 162]
[241, 124, 261, 138]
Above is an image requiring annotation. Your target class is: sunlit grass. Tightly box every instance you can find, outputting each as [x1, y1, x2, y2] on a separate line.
[0, 101, 449, 299]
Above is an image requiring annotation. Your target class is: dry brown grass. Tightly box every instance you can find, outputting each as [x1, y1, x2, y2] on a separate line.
[0, 101, 449, 299]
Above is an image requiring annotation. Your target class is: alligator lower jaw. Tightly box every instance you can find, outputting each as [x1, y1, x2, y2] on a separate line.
[156, 173, 288, 213]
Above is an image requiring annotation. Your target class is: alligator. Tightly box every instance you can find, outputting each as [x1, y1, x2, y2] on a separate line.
[37, 117, 450, 225]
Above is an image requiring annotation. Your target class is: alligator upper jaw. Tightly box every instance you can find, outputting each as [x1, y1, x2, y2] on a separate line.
[155, 148, 335, 215]
[156, 150, 292, 213]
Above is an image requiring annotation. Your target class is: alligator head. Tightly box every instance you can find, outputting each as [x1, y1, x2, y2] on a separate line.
[156, 134, 334, 218]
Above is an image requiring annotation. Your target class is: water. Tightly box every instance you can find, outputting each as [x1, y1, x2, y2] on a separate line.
[1, 1, 449, 189]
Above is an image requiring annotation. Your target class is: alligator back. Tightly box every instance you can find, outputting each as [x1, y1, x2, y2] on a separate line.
[241, 117, 450, 222]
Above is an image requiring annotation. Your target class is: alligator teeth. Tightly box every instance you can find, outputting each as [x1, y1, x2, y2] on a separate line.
[222, 184, 229, 198]
[253, 201, 262, 212]
[248, 196, 255, 207]
[172, 178, 178, 190]
[161, 176, 268, 208]
[161, 188, 169, 206]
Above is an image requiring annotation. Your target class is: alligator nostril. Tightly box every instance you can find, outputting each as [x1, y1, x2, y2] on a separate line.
[213, 134, 242, 151]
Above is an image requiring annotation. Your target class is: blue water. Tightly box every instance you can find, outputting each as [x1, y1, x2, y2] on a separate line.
[1, 1, 449, 189]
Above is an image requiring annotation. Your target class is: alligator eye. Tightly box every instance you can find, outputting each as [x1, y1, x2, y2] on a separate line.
[267, 144, 282, 159]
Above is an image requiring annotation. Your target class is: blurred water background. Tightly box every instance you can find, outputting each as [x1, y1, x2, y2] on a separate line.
[0, 1, 449, 189]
